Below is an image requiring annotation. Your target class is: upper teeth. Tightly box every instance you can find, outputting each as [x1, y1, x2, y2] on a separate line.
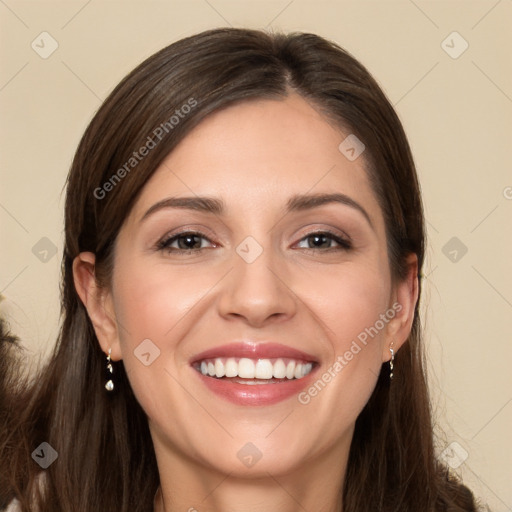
[198, 357, 314, 380]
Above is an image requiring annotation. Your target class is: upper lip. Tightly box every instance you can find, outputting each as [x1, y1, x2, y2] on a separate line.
[190, 342, 319, 364]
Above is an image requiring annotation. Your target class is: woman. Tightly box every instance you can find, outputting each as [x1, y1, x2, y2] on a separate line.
[0, 27, 482, 511]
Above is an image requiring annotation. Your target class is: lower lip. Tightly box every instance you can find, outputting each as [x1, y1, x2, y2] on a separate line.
[193, 367, 318, 406]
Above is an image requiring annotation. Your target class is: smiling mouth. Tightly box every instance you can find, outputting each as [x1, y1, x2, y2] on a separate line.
[194, 357, 315, 384]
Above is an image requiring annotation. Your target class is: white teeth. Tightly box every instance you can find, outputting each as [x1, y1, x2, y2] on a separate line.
[225, 358, 237, 377]
[286, 361, 295, 379]
[238, 358, 255, 378]
[197, 357, 314, 381]
[214, 359, 225, 378]
[273, 359, 286, 379]
[255, 359, 273, 379]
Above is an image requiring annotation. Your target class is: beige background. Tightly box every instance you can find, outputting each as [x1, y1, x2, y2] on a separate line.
[1, 1, 511, 509]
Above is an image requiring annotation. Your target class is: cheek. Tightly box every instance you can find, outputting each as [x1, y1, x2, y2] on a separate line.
[109, 261, 209, 435]
[303, 260, 391, 350]
[112, 260, 208, 346]
[109, 261, 203, 405]
[295, 261, 391, 422]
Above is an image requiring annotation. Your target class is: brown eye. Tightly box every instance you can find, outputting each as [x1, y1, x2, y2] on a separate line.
[157, 231, 214, 253]
[296, 231, 352, 252]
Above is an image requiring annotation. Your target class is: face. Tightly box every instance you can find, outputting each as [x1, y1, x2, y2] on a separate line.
[95, 94, 411, 479]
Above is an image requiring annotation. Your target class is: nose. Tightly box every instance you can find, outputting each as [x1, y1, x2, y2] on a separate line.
[217, 244, 297, 328]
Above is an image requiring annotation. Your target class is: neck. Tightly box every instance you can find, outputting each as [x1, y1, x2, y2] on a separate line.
[152, 435, 350, 512]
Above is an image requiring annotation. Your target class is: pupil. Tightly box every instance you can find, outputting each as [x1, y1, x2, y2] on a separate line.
[180, 235, 200, 250]
[310, 234, 328, 248]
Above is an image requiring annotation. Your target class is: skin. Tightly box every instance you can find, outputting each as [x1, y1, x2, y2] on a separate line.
[74, 93, 418, 512]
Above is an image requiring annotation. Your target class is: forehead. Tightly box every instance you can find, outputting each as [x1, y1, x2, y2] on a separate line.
[126, 94, 384, 231]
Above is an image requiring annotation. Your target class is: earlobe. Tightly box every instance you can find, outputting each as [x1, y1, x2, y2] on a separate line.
[72, 252, 122, 360]
[383, 253, 419, 362]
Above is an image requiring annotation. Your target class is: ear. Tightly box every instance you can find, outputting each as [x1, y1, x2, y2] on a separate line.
[382, 253, 419, 362]
[72, 252, 122, 361]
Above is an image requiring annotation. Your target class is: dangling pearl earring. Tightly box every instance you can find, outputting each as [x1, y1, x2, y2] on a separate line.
[389, 342, 395, 380]
[105, 348, 114, 392]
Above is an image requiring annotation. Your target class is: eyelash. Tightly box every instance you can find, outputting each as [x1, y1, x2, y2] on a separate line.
[156, 230, 352, 255]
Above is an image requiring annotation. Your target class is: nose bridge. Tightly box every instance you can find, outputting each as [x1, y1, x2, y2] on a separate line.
[217, 234, 296, 325]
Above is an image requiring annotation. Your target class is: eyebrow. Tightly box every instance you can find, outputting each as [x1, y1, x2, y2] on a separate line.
[140, 192, 373, 229]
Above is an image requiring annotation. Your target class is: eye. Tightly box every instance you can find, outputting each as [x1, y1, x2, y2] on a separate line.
[156, 229, 352, 255]
[295, 231, 352, 252]
[156, 231, 215, 253]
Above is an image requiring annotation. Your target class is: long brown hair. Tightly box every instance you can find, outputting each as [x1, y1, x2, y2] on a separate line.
[1, 27, 481, 511]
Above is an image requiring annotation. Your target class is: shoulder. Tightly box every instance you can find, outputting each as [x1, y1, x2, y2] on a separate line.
[4, 498, 21, 512]
[2, 472, 47, 512]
